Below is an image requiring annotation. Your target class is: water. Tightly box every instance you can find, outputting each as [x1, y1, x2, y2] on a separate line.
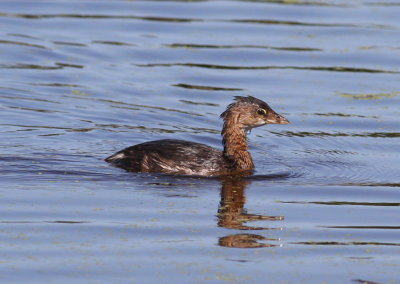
[1, 0, 399, 283]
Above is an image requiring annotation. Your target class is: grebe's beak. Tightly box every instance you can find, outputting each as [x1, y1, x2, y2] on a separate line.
[266, 111, 289, 125]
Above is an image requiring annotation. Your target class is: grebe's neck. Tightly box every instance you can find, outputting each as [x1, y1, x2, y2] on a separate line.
[221, 119, 254, 172]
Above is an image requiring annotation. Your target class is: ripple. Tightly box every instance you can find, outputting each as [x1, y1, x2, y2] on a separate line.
[91, 40, 135, 46]
[166, 43, 322, 52]
[246, 171, 298, 181]
[2, 12, 393, 30]
[173, 83, 244, 91]
[271, 131, 400, 138]
[352, 280, 382, 284]
[6, 106, 62, 113]
[0, 40, 46, 49]
[0, 94, 60, 104]
[343, 182, 400, 187]
[321, 226, 400, 230]
[0, 62, 83, 70]
[299, 159, 369, 185]
[136, 63, 398, 73]
[97, 98, 206, 117]
[1, 13, 202, 23]
[250, 1, 347, 7]
[279, 201, 400, 207]
[0, 63, 60, 70]
[311, 112, 379, 119]
[30, 83, 83, 88]
[230, 18, 355, 27]
[229, 18, 394, 30]
[367, 2, 400, 6]
[52, 41, 86, 47]
[338, 91, 400, 100]
[0, 220, 89, 224]
[271, 136, 399, 186]
[293, 241, 400, 246]
[1, 124, 93, 132]
[179, 100, 219, 106]
[0, 154, 114, 183]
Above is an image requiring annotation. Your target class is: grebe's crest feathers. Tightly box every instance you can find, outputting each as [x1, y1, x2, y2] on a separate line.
[234, 95, 271, 108]
[220, 96, 272, 119]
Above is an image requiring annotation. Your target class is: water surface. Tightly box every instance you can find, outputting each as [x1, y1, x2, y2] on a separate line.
[0, 0, 399, 283]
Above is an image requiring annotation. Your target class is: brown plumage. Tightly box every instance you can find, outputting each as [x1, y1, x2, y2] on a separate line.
[105, 96, 289, 176]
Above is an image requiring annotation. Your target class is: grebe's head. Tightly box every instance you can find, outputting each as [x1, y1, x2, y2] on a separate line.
[220, 96, 289, 131]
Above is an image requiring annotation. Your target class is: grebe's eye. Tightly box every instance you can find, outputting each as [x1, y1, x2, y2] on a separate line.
[257, 108, 266, 116]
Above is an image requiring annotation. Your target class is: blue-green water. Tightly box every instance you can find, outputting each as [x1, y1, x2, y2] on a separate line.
[0, 1, 399, 283]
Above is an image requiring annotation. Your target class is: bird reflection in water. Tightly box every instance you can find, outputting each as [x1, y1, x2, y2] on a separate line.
[217, 177, 283, 248]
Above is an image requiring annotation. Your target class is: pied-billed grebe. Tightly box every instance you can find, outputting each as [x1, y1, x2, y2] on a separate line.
[105, 96, 289, 176]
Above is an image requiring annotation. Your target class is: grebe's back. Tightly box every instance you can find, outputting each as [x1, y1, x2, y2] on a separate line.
[105, 139, 225, 176]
